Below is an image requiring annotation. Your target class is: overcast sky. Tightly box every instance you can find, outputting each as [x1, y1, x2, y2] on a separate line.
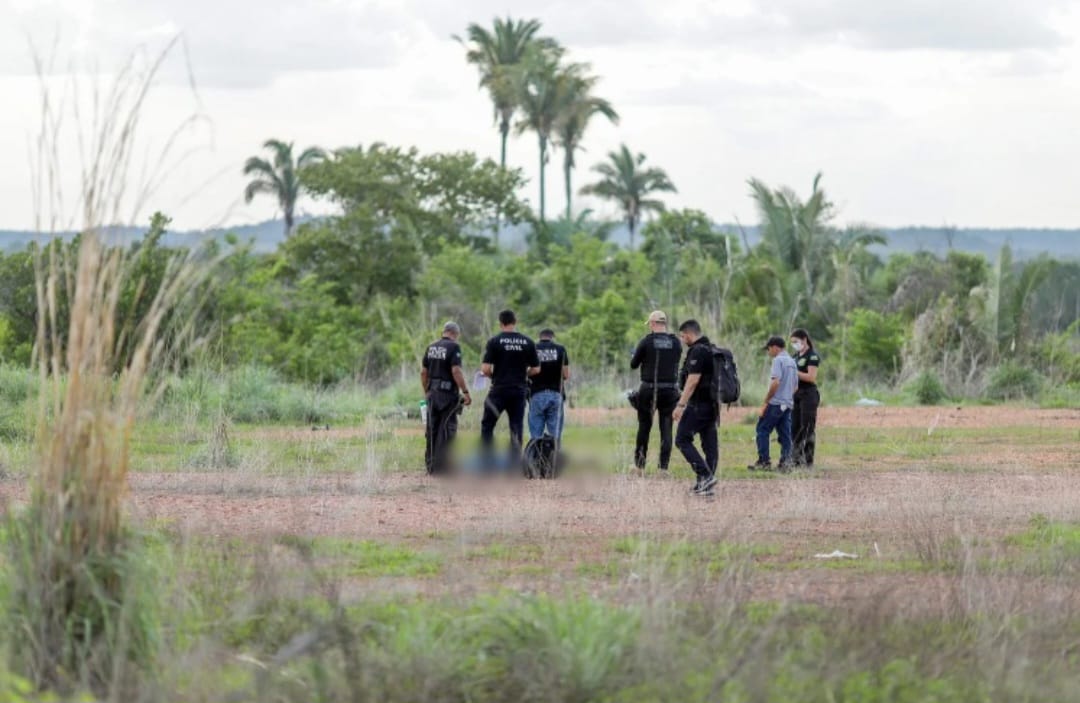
[1, 0, 1078, 232]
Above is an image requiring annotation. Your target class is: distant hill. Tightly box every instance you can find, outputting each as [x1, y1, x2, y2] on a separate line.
[0, 218, 299, 254]
[3, 219, 1077, 261]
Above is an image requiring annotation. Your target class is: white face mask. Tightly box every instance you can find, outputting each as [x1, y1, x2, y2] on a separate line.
[791, 340, 803, 352]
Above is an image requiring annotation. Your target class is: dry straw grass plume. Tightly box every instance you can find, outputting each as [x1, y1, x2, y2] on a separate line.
[6, 37, 212, 697]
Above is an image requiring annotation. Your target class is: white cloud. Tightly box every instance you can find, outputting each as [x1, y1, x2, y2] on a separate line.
[1, 0, 1079, 231]
[1, 0, 418, 87]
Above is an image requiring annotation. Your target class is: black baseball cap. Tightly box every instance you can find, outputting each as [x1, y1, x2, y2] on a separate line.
[763, 335, 786, 350]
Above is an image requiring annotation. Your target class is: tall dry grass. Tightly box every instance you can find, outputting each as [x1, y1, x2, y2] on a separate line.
[5, 37, 209, 698]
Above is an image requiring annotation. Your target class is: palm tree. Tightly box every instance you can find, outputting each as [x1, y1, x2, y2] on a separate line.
[579, 144, 677, 250]
[456, 18, 557, 172]
[553, 76, 618, 220]
[747, 172, 834, 301]
[243, 139, 327, 238]
[515, 51, 584, 223]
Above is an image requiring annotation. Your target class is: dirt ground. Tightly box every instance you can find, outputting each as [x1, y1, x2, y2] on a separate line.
[2, 406, 1076, 542]
[2, 406, 1077, 609]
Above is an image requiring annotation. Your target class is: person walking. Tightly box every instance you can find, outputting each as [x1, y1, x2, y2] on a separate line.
[420, 321, 471, 475]
[480, 310, 540, 467]
[790, 328, 820, 468]
[528, 328, 570, 441]
[673, 319, 719, 496]
[747, 336, 798, 472]
[630, 310, 682, 472]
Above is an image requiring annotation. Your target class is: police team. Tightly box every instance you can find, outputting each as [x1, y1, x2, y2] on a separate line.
[421, 309, 820, 497]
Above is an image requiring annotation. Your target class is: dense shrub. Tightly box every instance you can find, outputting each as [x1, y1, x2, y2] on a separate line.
[907, 371, 948, 405]
[985, 361, 1043, 401]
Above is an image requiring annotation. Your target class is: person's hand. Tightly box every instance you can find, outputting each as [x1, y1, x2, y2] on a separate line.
[673, 404, 685, 422]
[760, 404, 768, 418]
[461, 392, 472, 407]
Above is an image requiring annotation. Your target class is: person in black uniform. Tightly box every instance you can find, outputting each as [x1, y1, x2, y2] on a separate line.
[420, 321, 471, 475]
[630, 310, 683, 471]
[789, 328, 820, 468]
[480, 310, 540, 465]
[528, 328, 570, 440]
[673, 319, 719, 496]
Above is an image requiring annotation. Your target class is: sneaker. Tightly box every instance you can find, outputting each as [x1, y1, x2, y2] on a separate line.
[699, 473, 718, 493]
[777, 460, 794, 474]
[698, 486, 716, 497]
[689, 476, 704, 494]
[747, 461, 772, 472]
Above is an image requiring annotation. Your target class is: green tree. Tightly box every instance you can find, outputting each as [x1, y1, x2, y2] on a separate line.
[641, 209, 735, 307]
[552, 74, 618, 220]
[243, 139, 327, 238]
[0, 245, 39, 365]
[579, 144, 677, 250]
[846, 308, 905, 378]
[302, 144, 528, 251]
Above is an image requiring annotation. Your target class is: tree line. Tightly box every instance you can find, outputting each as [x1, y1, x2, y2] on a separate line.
[0, 16, 1076, 402]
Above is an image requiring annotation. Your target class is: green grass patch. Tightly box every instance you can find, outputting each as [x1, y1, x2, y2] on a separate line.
[279, 536, 442, 578]
[1007, 514, 1080, 553]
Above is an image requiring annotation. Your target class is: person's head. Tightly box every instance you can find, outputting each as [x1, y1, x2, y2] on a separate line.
[538, 328, 555, 341]
[498, 309, 517, 330]
[442, 321, 461, 341]
[763, 335, 786, 358]
[678, 319, 702, 346]
[646, 310, 668, 333]
[789, 328, 813, 354]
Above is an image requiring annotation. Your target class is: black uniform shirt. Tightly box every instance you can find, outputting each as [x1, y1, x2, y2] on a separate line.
[679, 336, 714, 404]
[422, 336, 463, 390]
[796, 348, 821, 390]
[630, 332, 682, 383]
[531, 340, 568, 393]
[482, 331, 540, 389]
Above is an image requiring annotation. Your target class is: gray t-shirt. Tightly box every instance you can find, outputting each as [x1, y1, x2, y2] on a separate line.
[769, 352, 798, 408]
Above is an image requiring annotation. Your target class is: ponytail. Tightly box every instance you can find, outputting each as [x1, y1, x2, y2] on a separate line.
[790, 328, 813, 350]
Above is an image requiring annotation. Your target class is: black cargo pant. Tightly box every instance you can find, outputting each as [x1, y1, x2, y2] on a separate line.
[792, 386, 819, 467]
[425, 389, 462, 475]
[480, 385, 528, 464]
[634, 384, 681, 470]
[675, 400, 719, 478]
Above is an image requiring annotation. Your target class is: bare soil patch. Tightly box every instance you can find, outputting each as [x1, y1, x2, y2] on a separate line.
[2, 406, 1076, 612]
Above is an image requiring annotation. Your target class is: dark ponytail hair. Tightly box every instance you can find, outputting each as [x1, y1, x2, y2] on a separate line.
[790, 328, 813, 350]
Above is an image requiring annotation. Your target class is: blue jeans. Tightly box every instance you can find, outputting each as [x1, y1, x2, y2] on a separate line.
[756, 404, 793, 464]
[528, 390, 565, 440]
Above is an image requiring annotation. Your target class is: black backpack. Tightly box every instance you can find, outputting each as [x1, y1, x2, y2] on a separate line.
[709, 346, 741, 406]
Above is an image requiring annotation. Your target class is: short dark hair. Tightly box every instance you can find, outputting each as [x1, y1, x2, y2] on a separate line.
[538, 328, 555, 339]
[498, 309, 516, 326]
[764, 335, 786, 350]
[678, 319, 701, 335]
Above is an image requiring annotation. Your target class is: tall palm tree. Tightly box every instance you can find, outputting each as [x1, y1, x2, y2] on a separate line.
[514, 50, 579, 223]
[553, 76, 618, 220]
[455, 18, 557, 172]
[243, 139, 327, 238]
[579, 144, 677, 250]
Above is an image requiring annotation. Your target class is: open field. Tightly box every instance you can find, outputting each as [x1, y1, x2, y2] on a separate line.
[2, 404, 1079, 701]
